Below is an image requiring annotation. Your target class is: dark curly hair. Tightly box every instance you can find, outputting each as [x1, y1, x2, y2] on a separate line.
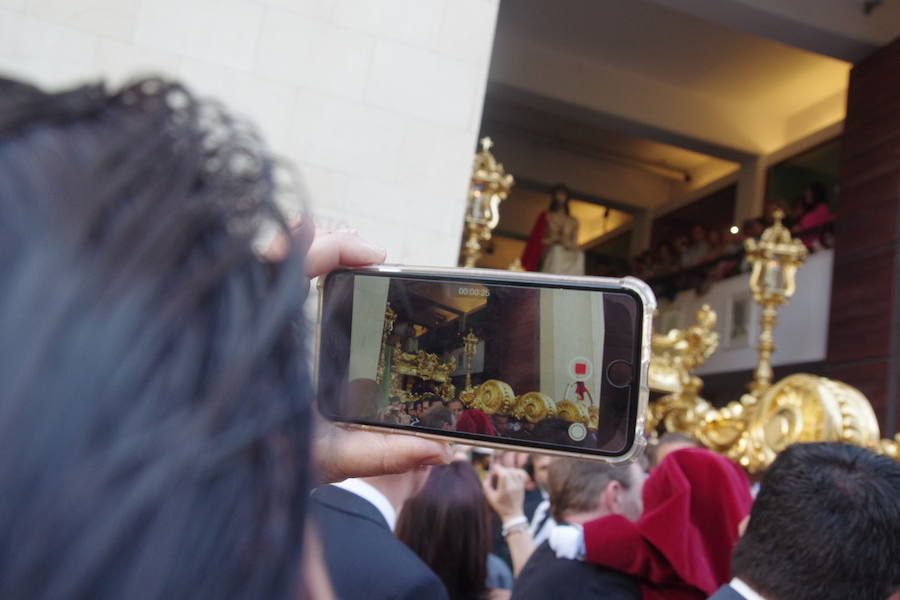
[0, 77, 312, 599]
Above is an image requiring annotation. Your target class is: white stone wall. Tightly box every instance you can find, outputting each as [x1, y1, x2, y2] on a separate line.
[0, 0, 500, 266]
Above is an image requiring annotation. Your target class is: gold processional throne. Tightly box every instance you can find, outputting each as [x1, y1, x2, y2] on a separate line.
[647, 212, 899, 472]
[376, 306, 593, 428]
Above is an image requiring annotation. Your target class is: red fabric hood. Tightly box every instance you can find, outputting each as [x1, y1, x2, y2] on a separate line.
[455, 409, 497, 436]
[583, 448, 753, 600]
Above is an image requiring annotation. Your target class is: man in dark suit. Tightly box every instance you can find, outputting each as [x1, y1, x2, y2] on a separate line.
[708, 443, 900, 600]
[512, 458, 645, 599]
[310, 470, 449, 599]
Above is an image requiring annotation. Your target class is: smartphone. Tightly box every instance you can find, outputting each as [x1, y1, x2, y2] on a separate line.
[315, 266, 655, 462]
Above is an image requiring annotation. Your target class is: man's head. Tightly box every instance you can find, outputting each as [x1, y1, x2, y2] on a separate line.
[531, 455, 554, 492]
[412, 400, 424, 418]
[650, 433, 701, 469]
[420, 405, 453, 431]
[448, 399, 464, 424]
[690, 224, 707, 243]
[732, 442, 900, 600]
[548, 458, 644, 524]
[549, 184, 571, 213]
[492, 414, 510, 434]
[421, 393, 445, 411]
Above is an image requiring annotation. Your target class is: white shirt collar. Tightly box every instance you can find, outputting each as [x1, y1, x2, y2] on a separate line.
[730, 577, 766, 600]
[332, 478, 398, 531]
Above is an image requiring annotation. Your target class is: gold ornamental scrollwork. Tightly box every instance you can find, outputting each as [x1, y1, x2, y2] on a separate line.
[649, 367, 890, 472]
[513, 392, 557, 423]
[471, 380, 516, 414]
[648, 304, 718, 398]
[555, 399, 591, 425]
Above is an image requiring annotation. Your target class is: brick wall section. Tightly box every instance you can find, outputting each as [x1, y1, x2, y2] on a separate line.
[826, 36, 900, 434]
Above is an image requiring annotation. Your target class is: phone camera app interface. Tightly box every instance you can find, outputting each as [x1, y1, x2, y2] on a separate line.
[335, 275, 638, 453]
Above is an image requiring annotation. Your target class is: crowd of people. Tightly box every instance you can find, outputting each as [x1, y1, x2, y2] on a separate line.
[624, 185, 835, 300]
[1, 75, 895, 600]
[313, 435, 900, 600]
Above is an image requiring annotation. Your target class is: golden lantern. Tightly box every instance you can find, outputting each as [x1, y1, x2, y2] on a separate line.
[744, 209, 807, 396]
[459, 330, 480, 406]
[460, 137, 514, 268]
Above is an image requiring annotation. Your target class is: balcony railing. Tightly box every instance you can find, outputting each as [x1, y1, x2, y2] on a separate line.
[653, 248, 833, 376]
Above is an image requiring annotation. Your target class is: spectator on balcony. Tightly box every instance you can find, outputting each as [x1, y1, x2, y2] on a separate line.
[708, 226, 745, 281]
[629, 251, 652, 279]
[742, 217, 766, 240]
[680, 225, 709, 268]
[646, 242, 677, 278]
[672, 236, 689, 265]
[722, 225, 746, 255]
[793, 182, 834, 251]
[702, 228, 726, 263]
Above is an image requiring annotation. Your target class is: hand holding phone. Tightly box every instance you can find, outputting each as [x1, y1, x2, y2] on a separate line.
[297, 230, 454, 483]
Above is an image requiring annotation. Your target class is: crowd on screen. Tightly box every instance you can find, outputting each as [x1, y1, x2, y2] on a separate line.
[1, 76, 896, 600]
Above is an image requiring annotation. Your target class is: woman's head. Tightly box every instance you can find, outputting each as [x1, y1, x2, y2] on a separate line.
[0, 77, 311, 597]
[655, 241, 673, 260]
[801, 181, 827, 209]
[690, 224, 707, 243]
[395, 461, 492, 600]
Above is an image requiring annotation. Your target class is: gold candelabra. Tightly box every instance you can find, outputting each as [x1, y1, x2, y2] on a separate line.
[461, 137, 514, 268]
[375, 304, 397, 385]
[459, 330, 480, 405]
[744, 209, 807, 396]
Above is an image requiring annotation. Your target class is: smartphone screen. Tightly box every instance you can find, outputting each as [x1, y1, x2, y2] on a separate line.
[317, 269, 648, 459]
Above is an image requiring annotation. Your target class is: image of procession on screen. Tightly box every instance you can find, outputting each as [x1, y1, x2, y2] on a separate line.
[341, 275, 637, 450]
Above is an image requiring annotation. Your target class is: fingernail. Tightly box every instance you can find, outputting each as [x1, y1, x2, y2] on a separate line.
[364, 241, 387, 257]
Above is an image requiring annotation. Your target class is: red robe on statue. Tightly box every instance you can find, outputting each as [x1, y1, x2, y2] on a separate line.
[521, 212, 548, 272]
